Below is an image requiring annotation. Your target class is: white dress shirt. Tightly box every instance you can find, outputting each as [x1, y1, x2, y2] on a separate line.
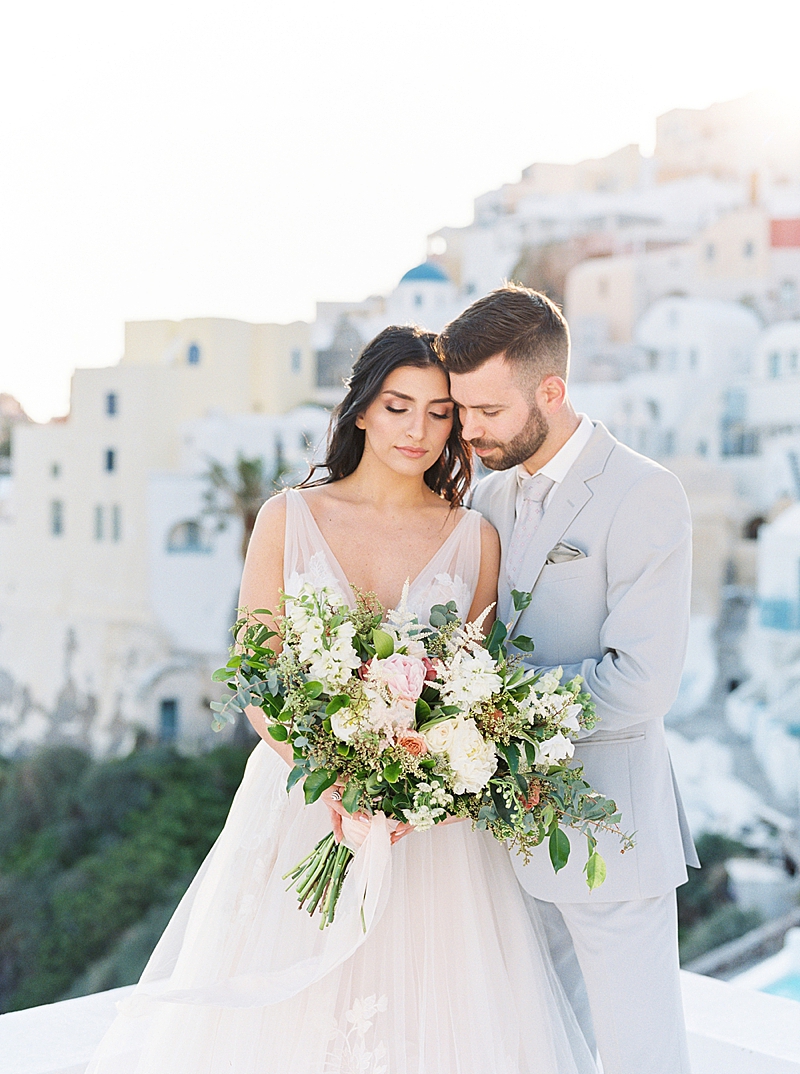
[515, 414, 594, 520]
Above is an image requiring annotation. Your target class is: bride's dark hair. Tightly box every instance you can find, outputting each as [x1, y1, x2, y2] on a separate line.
[299, 325, 472, 507]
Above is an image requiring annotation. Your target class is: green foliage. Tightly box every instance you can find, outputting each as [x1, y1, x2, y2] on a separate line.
[0, 743, 250, 1012]
[677, 832, 761, 963]
[679, 903, 762, 964]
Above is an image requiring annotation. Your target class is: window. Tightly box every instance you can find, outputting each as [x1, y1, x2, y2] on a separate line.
[705, 243, 715, 262]
[105, 449, 116, 472]
[106, 392, 118, 416]
[187, 343, 201, 365]
[51, 462, 60, 478]
[112, 504, 122, 542]
[51, 500, 64, 536]
[94, 505, 104, 541]
[291, 348, 302, 374]
[159, 699, 178, 742]
[769, 351, 781, 378]
[790, 351, 799, 374]
[689, 348, 698, 369]
[743, 240, 755, 258]
[414, 293, 424, 307]
[167, 519, 206, 552]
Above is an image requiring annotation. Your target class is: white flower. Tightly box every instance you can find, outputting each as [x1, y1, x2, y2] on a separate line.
[537, 667, 564, 694]
[422, 718, 456, 754]
[537, 731, 575, 765]
[439, 647, 502, 711]
[559, 703, 583, 737]
[446, 717, 497, 793]
[363, 693, 416, 744]
[329, 705, 365, 742]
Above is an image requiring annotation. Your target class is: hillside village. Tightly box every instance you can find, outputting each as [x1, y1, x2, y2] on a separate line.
[2, 93, 800, 917]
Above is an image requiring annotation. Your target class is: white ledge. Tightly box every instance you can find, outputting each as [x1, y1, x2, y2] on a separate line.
[0, 974, 798, 1073]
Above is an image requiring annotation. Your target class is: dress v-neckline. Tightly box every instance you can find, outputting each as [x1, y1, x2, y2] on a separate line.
[289, 488, 469, 609]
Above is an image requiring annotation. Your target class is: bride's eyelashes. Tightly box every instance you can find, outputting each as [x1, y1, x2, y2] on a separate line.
[384, 405, 452, 420]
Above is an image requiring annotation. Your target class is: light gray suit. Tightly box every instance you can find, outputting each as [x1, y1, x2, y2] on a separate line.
[472, 421, 698, 1073]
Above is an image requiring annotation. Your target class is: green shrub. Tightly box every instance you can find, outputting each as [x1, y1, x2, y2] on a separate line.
[0, 743, 251, 1011]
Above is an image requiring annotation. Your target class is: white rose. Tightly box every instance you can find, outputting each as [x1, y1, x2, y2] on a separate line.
[329, 705, 364, 742]
[446, 717, 497, 794]
[422, 718, 457, 755]
[537, 731, 575, 765]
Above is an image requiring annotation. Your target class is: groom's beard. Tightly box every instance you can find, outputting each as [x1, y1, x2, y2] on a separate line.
[469, 401, 549, 471]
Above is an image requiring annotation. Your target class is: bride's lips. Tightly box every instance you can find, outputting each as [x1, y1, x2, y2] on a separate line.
[396, 446, 428, 459]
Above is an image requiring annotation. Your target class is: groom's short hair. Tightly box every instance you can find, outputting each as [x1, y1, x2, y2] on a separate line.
[437, 284, 570, 382]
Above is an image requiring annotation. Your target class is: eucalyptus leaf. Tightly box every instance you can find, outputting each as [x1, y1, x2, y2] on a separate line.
[286, 765, 306, 792]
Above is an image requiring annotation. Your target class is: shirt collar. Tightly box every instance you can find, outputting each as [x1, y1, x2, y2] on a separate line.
[516, 414, 595, 488]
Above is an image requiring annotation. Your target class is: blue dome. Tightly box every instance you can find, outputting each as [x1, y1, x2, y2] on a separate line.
[399, 261, 450, 284]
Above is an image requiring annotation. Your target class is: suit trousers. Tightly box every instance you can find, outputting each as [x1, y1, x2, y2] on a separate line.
[531, 893, 691, 1074]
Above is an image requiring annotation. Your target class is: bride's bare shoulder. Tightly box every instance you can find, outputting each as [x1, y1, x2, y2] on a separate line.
[249, 490, 288, 553]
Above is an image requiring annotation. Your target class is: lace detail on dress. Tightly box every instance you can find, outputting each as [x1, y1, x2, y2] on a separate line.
[282, 488, 483, 625]
[326, 995, 389, 1074]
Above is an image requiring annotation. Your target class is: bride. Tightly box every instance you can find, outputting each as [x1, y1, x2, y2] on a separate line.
[86, 326, 598, 1074]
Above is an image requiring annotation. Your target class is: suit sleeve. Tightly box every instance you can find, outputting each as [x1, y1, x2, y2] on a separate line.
[537, 468, 692, 735]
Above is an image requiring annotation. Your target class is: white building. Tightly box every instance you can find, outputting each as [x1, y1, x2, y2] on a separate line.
[727, 503, 800, 812]
[314, 262, 464, 403]
[0, 318, 328, 757]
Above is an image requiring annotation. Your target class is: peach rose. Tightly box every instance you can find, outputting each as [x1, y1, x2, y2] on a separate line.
[395, 729, 429, 756]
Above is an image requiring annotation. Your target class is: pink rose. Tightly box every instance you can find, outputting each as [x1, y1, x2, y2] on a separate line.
[373, 653, 427, 701]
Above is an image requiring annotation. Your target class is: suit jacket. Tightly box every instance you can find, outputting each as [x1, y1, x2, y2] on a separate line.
[472, 421, 700, 903]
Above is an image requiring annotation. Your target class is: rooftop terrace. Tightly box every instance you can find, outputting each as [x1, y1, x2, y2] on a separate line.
[1, 972, 799, 1074]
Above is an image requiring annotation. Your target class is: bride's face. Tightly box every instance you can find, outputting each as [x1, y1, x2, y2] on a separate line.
[355, 364, 454, 477]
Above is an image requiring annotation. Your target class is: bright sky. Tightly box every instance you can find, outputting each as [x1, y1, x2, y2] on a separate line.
[1, 0, 798, 421]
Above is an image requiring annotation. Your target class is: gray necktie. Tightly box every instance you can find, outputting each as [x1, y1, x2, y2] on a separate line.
[507, 473, 555, 588]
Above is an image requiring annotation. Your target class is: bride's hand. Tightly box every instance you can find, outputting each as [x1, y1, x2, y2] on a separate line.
[390, 821, 414, 844]
[321, 783, 348, 843]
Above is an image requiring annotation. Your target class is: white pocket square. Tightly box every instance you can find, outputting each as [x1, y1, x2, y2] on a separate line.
[545, 542, 587, 565]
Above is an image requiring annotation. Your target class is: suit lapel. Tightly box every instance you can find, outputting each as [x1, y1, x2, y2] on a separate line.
[513, 423, 616, 596]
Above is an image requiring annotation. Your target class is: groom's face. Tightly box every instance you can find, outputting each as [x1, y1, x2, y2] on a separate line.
[450, 355, 550, 471]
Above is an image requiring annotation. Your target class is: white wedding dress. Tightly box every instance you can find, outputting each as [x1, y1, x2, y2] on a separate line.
[86, 489, 598, 1074]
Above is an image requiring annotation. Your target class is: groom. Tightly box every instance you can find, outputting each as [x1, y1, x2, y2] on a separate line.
[438, 285, 699, 1074]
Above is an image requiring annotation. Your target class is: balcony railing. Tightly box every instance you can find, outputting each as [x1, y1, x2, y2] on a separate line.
[1, 972, 799, 1074]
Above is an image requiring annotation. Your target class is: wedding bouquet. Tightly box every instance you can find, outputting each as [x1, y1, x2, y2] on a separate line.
[212, 584, 633, 927]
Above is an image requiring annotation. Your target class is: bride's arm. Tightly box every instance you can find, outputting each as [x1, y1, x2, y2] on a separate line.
[466, 516, 501, 627]
[237, 493, 349, 835]
[237, 493, 293, 763]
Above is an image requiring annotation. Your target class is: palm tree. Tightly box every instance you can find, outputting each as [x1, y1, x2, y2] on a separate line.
[202, 438, 291, 561]
[202, 440, 292, 748]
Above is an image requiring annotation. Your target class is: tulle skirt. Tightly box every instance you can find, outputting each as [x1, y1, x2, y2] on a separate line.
[85, 742, 597, 1074]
